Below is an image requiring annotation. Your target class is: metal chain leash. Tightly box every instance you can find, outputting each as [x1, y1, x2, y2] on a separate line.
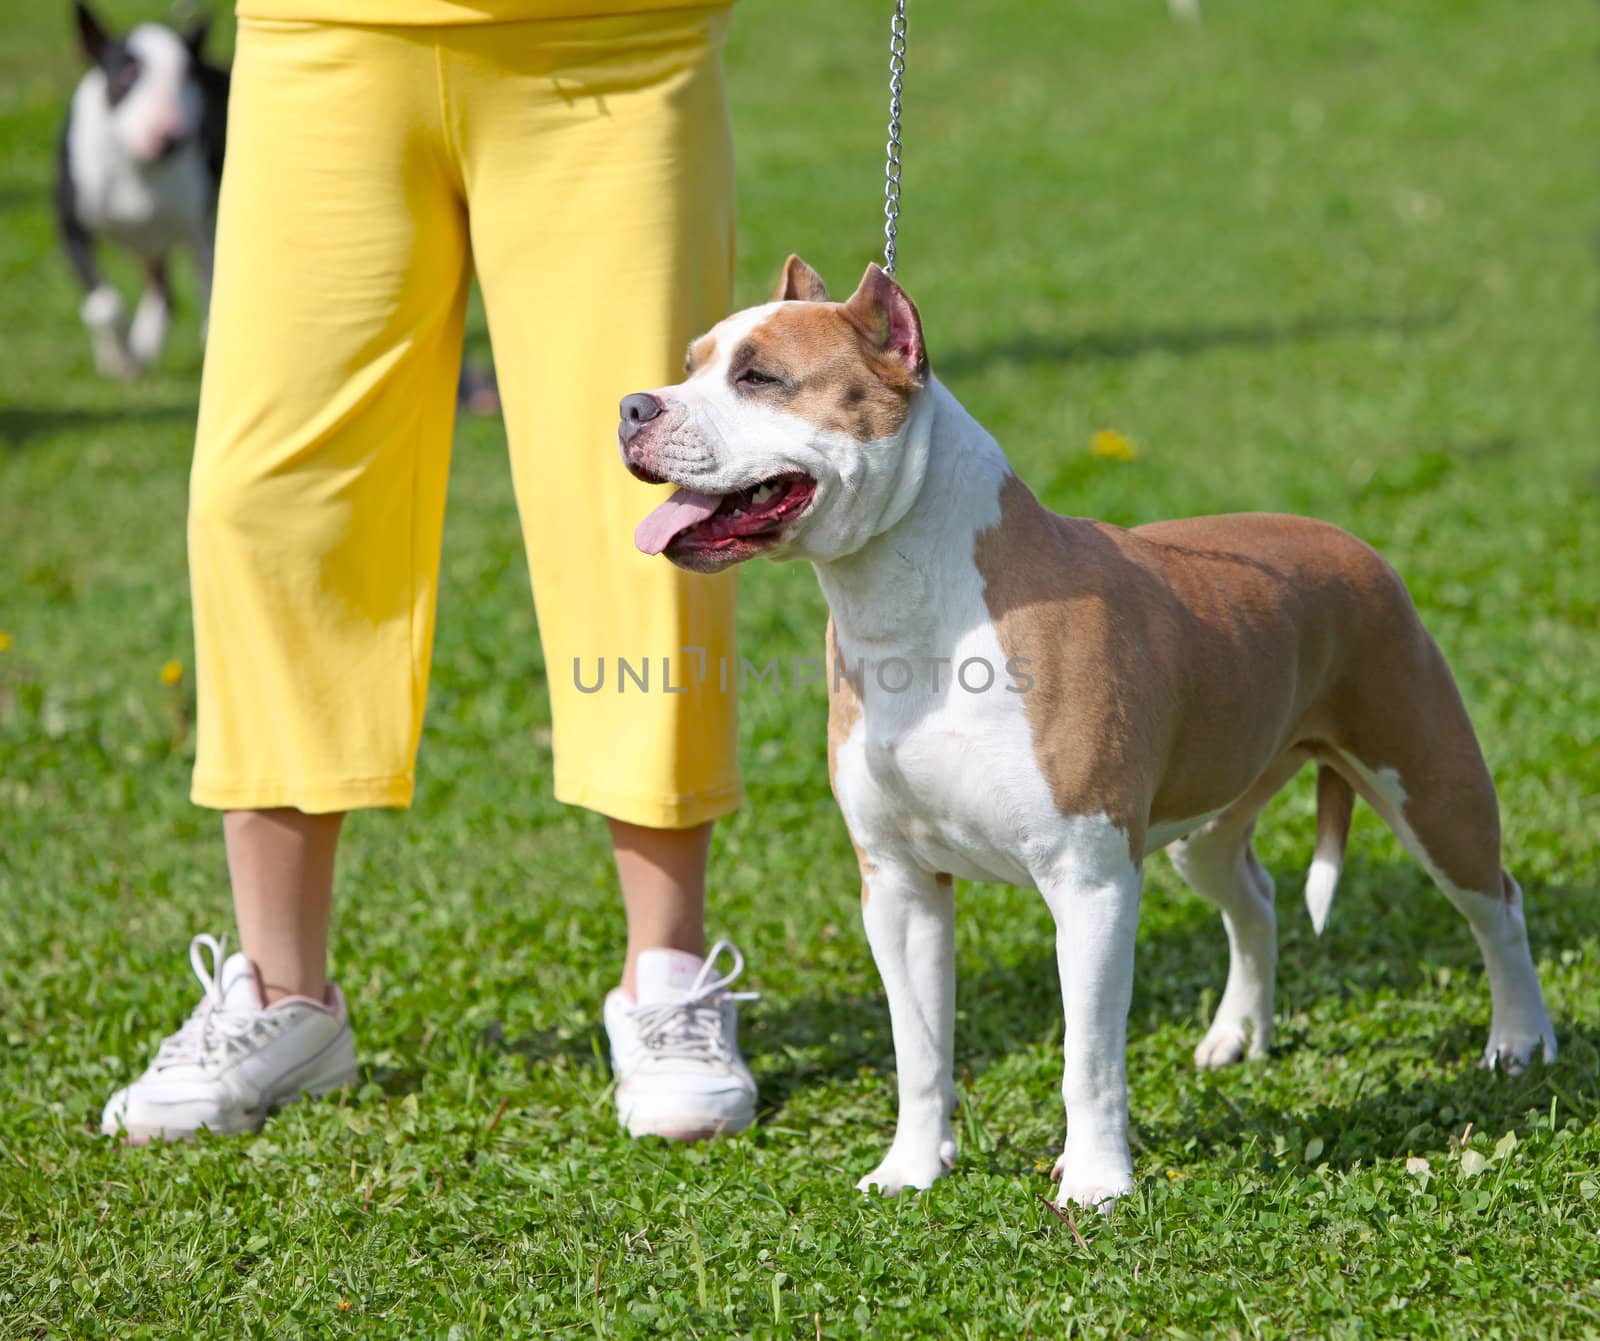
[883, 0, 907, 276]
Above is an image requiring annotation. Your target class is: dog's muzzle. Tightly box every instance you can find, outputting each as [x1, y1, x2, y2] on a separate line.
[618, 393, 670, 482]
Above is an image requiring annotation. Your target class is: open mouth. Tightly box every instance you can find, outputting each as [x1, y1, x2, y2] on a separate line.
[634, 472, 818, 564]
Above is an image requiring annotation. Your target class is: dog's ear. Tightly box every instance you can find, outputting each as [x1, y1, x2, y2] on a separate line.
[771, 254, 829, 304]
[74, 1, 114, 64]
[183, 14, 212, 56]
[842, 264, 928, 384]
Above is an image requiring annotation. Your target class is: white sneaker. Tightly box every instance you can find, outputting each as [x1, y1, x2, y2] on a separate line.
[604, 939, 759, 1141]
[101, 934, 358, 1144]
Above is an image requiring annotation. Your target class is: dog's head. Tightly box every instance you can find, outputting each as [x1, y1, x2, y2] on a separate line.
[74, 2, 211, 165]
[621, 256, 932, 572]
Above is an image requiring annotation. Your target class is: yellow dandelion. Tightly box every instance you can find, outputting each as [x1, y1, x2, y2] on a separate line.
[160, 660, 184, 687]
[338, 1300, 353, 1312]
[1090, 428, 1138, 462]
[0, 631, 11, 652]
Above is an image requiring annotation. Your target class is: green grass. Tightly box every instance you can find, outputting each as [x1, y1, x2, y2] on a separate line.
[3, 0, 1598, 1335]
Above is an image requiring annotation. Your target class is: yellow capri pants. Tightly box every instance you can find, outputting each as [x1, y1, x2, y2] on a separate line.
[189, 6, 741, 827]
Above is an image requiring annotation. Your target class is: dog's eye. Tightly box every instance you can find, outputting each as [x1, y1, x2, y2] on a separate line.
[736, 368, 780, 389]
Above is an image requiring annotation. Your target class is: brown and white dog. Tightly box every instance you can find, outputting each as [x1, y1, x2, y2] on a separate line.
[617, 257, 1556, 1209]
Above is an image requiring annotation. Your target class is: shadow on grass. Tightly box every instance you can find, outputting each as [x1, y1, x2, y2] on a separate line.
[477, 1017, 604, 1073]
[0, 184, 42, 215]
[390, 858, 1591, 1164]
[0, 400, 196, 450]
[750, 862, 1593, 1141]
[935, 308, 1454, 380]
[364, 1016, 601, 1099]
[1126, 1018, 1600, 1181]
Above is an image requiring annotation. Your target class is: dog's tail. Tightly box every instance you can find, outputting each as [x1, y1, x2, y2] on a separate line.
[1305, 765, 1355, 935]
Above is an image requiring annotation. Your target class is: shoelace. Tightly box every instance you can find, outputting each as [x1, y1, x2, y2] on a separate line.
[629, 939, 759, 1063]
[151, 933, 265, 1070]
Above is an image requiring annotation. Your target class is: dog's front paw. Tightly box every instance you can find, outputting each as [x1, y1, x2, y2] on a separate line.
[1050, 1153, 1133, 1214]
[857, 1139, 957, 1196]
[81, 287, 141, 380]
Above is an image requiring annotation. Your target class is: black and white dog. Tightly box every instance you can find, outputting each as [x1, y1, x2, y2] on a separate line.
[56, 3, 228, 378]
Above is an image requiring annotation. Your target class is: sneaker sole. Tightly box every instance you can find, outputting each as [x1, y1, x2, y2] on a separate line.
[622, 1105, 756, 1143]
[112, 1063, 360, 1146]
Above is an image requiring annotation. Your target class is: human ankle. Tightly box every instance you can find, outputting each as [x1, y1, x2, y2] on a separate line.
[622, 935, 706, 997]
[252, 963, 328, 1007]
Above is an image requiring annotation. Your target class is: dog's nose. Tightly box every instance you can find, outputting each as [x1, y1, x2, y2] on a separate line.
[621, 392, 662, 423]
[145, 125, 188, 161]
[618, 393, 663, 445]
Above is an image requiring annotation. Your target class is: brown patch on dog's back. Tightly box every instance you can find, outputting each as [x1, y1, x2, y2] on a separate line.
[975, 473, 1509, 892]
[741, 306, 916, 442]
[975, 479, 1357, 856]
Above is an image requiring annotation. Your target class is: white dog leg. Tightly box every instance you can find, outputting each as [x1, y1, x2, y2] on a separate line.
[856, 864, 958, 1195]
[127, 279, 170, 368]
[81, 285, 140, 379]
[1042, 828, 1143, 1211]
[1441, 876, 1556, 1072]
[1168, 824, 1277, 1068]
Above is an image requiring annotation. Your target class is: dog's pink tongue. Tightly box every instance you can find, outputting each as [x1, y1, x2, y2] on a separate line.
[635, 488, 723, 555]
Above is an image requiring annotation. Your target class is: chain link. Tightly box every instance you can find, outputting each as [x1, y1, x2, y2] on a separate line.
[883, 0, 907, 276]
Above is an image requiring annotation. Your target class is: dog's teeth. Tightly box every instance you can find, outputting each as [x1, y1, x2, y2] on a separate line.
[750, 483, 778, 505]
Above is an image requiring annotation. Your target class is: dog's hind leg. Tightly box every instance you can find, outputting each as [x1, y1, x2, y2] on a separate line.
[1168, 748, 1309, 1069]
[1329, 741, 1555, 1072]
[1446, 872, 1554, 1072]
[856, 862, 958, 1196]
[128, 257, 171, 369]
[1330, 623, 1556, 1071]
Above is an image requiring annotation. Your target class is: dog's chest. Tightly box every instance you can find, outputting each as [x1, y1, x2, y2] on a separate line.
[75, 153, 206, 249]
[67, 100, 209, 252]
[831, 631, 1058, 888]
